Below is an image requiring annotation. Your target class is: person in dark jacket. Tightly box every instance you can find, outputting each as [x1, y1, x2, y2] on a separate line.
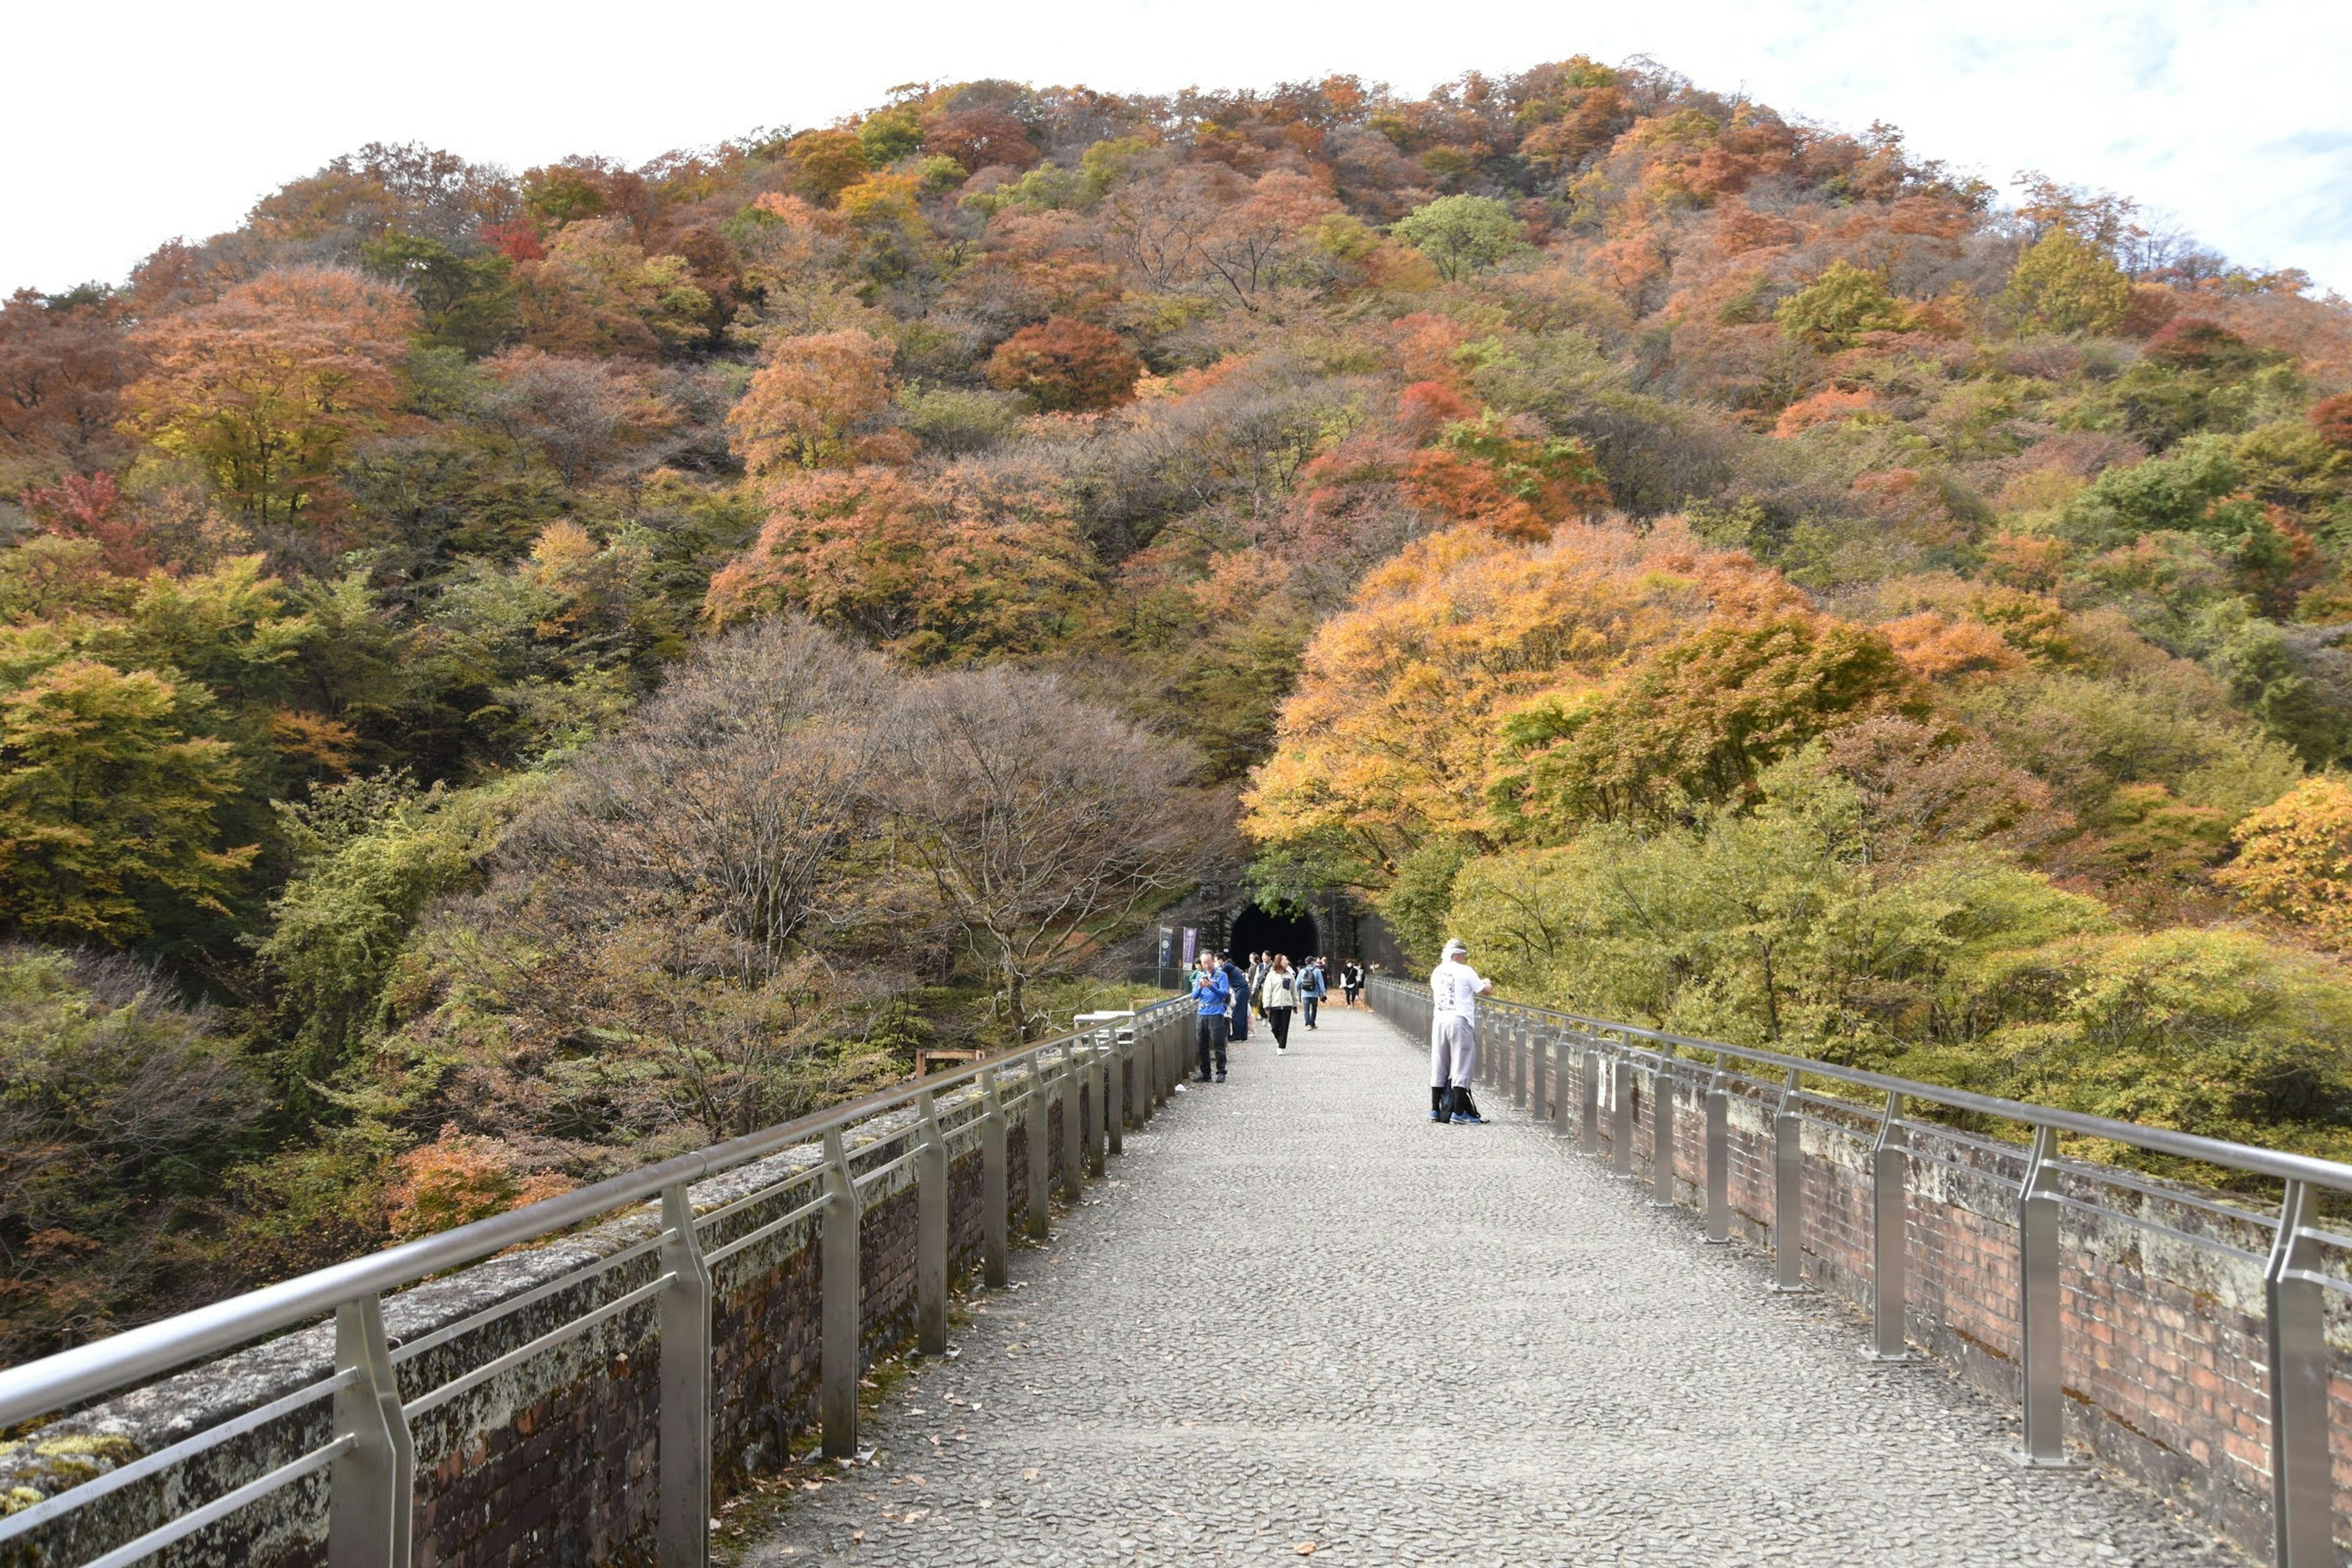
[1221, 952, 1253, 1041]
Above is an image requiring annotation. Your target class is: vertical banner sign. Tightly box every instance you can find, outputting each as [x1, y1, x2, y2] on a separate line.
[1158, 926, 1173, 969]
[1182, 927, 1197, 965]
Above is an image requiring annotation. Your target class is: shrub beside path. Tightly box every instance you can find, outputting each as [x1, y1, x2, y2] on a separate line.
[741, 1002, 2240, 1566]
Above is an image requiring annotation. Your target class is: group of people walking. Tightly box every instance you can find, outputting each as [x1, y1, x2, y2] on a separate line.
[1185, 935, 1494, 1132]
[1186, 951, 1366, 1083]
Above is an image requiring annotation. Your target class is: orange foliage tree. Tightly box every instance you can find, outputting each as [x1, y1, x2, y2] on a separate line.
[0, 288, 135, 469]
[706, 464, 1099, 664]
[384, 1125, 575, 1241]
[925, 109, 1039, 174]
[725, 330, 895, 472]
[120, 269, 418, 528]
[1403, 410, 1607, 541]
[2312, 394, 2352, 451]
[986, 318, 1142, 411]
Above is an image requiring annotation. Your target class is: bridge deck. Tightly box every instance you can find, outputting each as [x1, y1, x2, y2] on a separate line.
[744, 1003, 2237, 1566]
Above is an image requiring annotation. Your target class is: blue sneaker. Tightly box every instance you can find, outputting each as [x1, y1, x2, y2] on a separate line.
[1451, 1112, 1485, 1125]
[1428, 1109, 1447, 1122]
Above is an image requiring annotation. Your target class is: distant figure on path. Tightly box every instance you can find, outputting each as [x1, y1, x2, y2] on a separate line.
[1300, 957, 1326, 1030]
[1259, 955, 1302, 1050]
[1223, 951, 1253, 1042]
[1191, 957, 1232, 1082]
[1430, 938, 1493, 1125]
[1342, 960, 1363, 1008]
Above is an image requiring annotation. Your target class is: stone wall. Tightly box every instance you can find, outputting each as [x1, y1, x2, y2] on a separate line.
[0, 1055, 1106, 1568]
[1545, 1042, 2337, 1561]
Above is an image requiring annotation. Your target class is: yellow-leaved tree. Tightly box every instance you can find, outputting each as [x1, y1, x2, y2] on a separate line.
[2218, 777, 2352, 945]
[1240, 520, 1765, 887]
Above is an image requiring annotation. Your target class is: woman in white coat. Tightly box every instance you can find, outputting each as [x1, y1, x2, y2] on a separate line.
[1257, 954, 1304, 1050]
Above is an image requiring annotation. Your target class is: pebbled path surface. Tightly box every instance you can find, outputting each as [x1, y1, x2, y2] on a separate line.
[739, 1002, 2241, 1566]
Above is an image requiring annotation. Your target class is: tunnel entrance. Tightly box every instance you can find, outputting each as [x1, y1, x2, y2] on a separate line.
[1227, 902, 1321, 964]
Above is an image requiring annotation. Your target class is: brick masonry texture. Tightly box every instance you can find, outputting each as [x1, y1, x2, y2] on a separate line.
[0, 1046, 1134, 1568]
[1474, 1006, 2330, 1562]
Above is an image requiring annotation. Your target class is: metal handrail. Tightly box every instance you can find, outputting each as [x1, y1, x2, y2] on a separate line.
[0, 1007, 1156, 1427]
[1367, 974, 2343, 1568]
[0, 991, 1198, 1568]
[1393, 979, 2352, 1193]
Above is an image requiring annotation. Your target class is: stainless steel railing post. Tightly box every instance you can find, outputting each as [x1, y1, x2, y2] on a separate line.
[1023, 1060, 1051, 1239]
[1166, 1009, 1181, 1102]
[1769, 1069, 1812, 1294]
[2010, 1125, 2073, 1466]
[1059, 1050, 1087, 1200]
[1550, 1035, 1572, 1137]
[980, 1067, 1010, 1286]
[1648, 1061, 1678, 1207]
[1703, 1055, 1732, 1245]
[2267, 1180, 2332, 1567]
[1144, 1014, 1161, 1107]
[1149, 1013, 1164, 1107]
[330, 1295, 413, 1568]
[1529, 1026, 1547, 1120]
[1578, 1044, 1600, 1155]
[1862, 1091, 1921, 1364]
[1118, 1028, 1138, 1140]
[1610, 1052, 1635, 1177]
[915, 1091, 949, 1356]
[819, 1128, 862, 1457]
[1085, 1039, 1108, 1178]
[657, 1183, 712, 1568]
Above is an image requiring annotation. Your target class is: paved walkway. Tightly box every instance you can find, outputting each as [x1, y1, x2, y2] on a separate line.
[740, 1004, 2239, 1566]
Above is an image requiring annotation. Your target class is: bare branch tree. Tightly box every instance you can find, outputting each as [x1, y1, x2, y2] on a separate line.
[447, 618, 909, 1140]
[882, 666, 1232, 1038]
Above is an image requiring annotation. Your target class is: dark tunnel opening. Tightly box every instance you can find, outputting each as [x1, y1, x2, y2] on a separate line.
[1227, 902, 1321, 964]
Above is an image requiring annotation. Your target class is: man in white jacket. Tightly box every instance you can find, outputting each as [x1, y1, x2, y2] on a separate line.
[1429, 938, 1493, 1125]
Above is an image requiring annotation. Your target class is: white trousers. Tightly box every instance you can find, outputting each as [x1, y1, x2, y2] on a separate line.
[1430, 1014, 1478, 1088]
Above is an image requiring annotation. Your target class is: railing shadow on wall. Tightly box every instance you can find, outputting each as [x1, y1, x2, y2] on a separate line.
[0, 997, 1197, 1568]
[1369, 976, 2351, 1568]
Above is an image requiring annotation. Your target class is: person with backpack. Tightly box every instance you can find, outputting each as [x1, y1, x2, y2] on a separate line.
[1191, 957, 1232, 1082]
[1257, 954, 1303, 1050]
[1429, 938, 1493, 1124]
[1299, 957, 1327, 1030]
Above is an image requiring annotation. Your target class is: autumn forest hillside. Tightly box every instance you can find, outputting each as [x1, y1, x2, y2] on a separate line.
[6, 58, 2352, 1360]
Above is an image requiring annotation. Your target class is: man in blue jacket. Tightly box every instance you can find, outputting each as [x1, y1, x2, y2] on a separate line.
[1221, 952, 1253, 1042]
[1300, 958, 1327, 1030]
[1191, 957, 1232, 1082]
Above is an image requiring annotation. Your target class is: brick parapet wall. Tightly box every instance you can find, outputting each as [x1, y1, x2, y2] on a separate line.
[1, 1054, 1108, 1568]
[1540, 1040, 2333, 1561]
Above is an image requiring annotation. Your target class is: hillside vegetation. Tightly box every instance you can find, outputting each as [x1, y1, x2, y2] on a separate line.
[4, 58, 2350, 1357]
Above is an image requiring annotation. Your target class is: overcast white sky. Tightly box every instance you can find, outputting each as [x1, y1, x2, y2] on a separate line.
[9, 0, 2349, 296]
